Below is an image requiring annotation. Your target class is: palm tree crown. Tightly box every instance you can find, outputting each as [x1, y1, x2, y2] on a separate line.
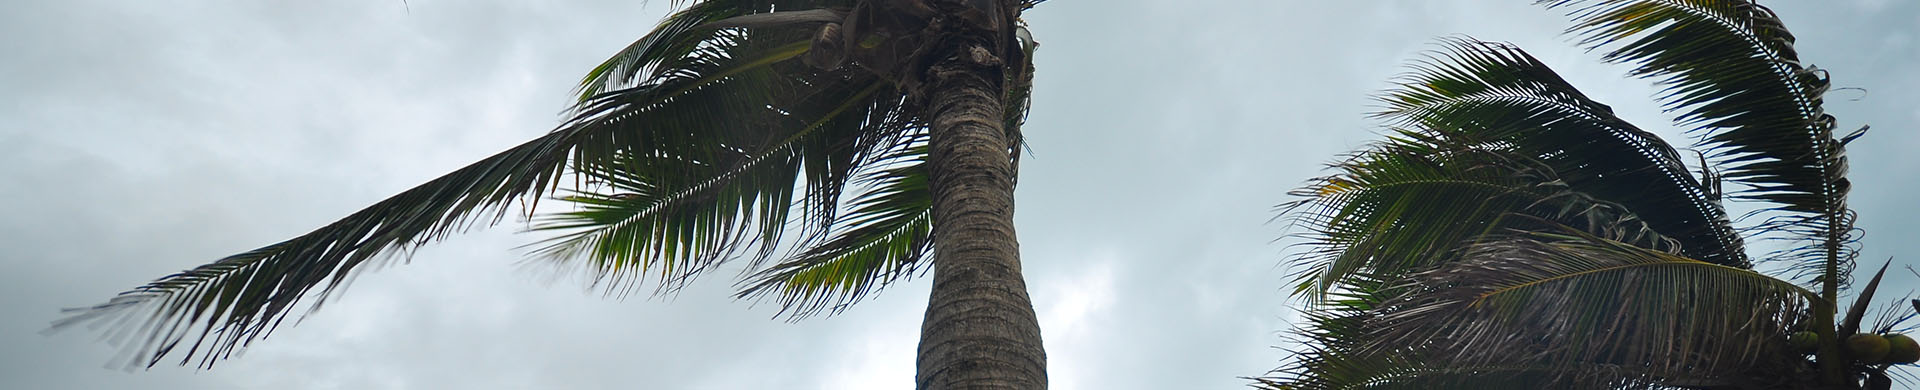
[57, 2, 1046, 387]
[1259, 1, 1900, 388]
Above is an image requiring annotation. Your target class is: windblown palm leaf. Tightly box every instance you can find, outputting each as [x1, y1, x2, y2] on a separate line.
[1264, 1, 1900, 387]
[57, 0, 1039, 370]
[1260, 271, 1656, 390]
[1370, 225, 1814, 386]
[1384, 37, 1745, 268]
[1284, 38, 1736, 300]
[733, 142, 935, 317]
[1285, 131, 1684, 299]
[1540, 0, 1857, 285]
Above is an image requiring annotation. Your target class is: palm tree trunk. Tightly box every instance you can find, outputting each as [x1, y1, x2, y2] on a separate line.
[914, 27, 1048, 390]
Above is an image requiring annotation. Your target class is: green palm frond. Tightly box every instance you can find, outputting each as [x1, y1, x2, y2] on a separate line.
[529, 77, 896, 295]
[1285, 136, 1538, 298]
[734, 142, 933, 318]
[1273, 35, 1796, 388]
[1382, 37, 1744, 268]
[54, 134, 577, 369]
[1256, 275, 1649, 390]
[1370, 225, 1814, 385]
[1272, 3, 1881, 388]
[1285, 130, 1697, 301]
[1539, 0, 1855, 283]
[52, 1, 882, 369]
[576, 1, 737, 104]
[1285, 37, 1763, 301]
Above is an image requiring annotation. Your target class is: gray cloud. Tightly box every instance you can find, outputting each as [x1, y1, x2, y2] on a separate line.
[4, 1, 1916, 389]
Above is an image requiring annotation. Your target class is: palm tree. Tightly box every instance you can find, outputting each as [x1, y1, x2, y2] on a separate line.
[56, 1, 1048, 388]
[1257, 1, 1905, 388]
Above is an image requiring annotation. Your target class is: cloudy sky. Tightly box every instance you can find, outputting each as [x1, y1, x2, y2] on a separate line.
[5, 1, 1918, 389]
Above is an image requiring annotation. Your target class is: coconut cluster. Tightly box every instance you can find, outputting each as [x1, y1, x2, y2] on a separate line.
[1792, 331, 1920, 364]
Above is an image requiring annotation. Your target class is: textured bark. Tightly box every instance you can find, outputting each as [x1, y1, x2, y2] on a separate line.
[914, 38, 1047, 390]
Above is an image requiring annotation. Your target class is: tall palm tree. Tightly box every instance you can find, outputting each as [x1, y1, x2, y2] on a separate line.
[1257, 1, 1904, 388]
[56, 1, 1048, 388]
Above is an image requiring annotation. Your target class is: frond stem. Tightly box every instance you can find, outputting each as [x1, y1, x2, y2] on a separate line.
[1472, 257, 1815, 307]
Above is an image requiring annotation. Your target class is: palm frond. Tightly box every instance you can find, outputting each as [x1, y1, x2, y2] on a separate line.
[1381, 37, 1745, 268]
[1539, 0, 1854, 285]
[53, 103, 594, 370]
[529, 77, 897, 296]
[1284, 129, 1692, 300]
[53, 2, 852, 369]
[734, 141, 933, 318]
[1370, 225, 1815, 385]
[1270, 3, 1871, 387]
[1284, 37, 1767, 300]
[1272, 36, 1790, 388]
[577, 1, 748, 104]
[1256, 275, 1652, 390]
[1284, 137, 1532, 298]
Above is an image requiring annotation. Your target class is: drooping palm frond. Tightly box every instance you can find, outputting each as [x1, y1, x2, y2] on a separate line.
[54, 130, 582, 369]
[1370, 225, 1815, 387]
[1285, 135, 1544, 298]
[1381, 37, 1745, 268]
[1285, 129, 1701, 300]
[1539, 0, 1855, 286]
[1284, 37, 1757, 301]
[52, 1, 870, 369]
[1270, 35, 1816, 388]
[1271, 2, 1891, 388]
[732, 141, 933, 318]
[1256, 274, 1654, 390]
[1264, 226, 1811, 389]
[1271, 139, 1721, 387]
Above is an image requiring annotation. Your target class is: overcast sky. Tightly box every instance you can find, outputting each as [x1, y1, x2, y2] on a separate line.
[5, 1, 1918, 389]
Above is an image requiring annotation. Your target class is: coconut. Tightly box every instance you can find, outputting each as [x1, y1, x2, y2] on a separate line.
[1883, 334, 1920, 364]
[1849, 333, 1891, 362]
[1789, 331, 1820, 354]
